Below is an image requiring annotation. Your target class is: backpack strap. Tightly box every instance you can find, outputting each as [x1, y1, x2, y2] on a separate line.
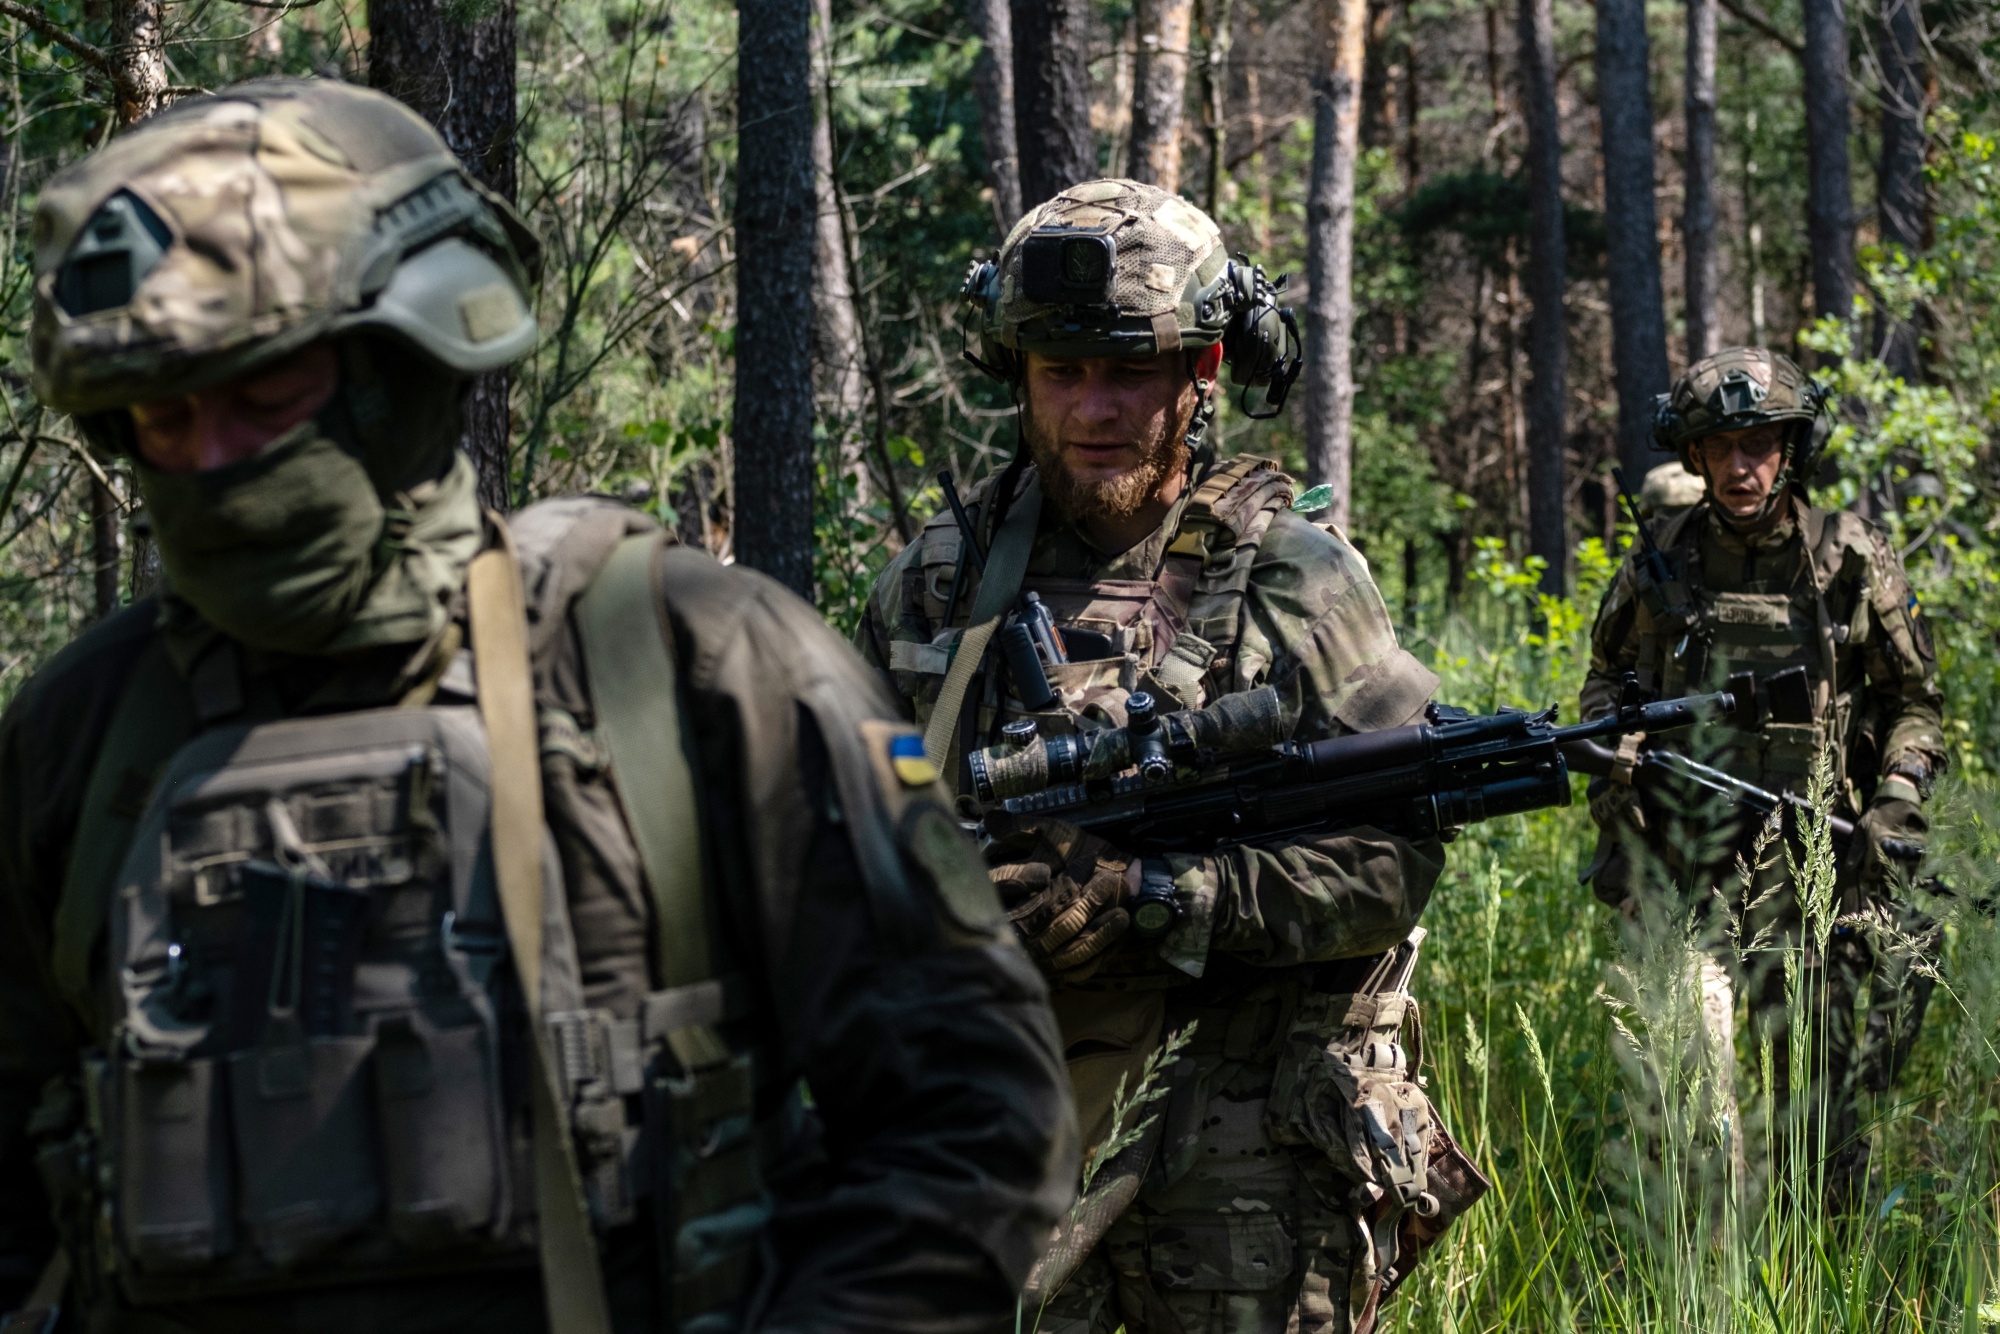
[53, 634, 198, 1030]
[1154, 456, 1294, 704]
[466, 532, 615, 1334]
[574, 532, 770, 1329]
[575, 533, 711, 993]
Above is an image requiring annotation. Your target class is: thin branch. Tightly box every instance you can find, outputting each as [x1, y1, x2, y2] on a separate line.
[0, 0, 116, 77]
[1717, 0, 1802, 59]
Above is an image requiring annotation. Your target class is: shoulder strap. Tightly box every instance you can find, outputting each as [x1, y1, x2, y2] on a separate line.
[922, 476, 1043, 772]
[53, 636, 198, 1028]
[573, 532, 711, 992]
[466, 532, 616, 1334]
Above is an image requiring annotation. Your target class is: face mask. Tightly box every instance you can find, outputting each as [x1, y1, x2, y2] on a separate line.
[135, 425, 483, 655]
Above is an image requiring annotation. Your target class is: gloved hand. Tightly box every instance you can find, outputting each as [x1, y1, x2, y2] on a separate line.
[983, 816, 1131, 982]
[1852, 793, 1926, 894]
[1587, 776, 1647, 835]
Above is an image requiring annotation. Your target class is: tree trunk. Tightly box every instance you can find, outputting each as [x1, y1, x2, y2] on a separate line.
[1595, 0, 1669, 482]
[1197, 0, 1232, 218]
[367, 0, 519, 510]
[1874, 0, 1925, 381]
[1801, 0, 1854, 327]
[811, 0, 870, 506]
[967, 0, 1024, 227]
[99, 0, 165, 620]
[1129, 0, 1194, 188]
[1684, 0, 1719, 361]
[1399, 0, 1419, 191]
[1518, 0, 1566, 594]
[732, 0, 817, 596]
[1012, 0, 1096, 207]
[1301, 0, 1367, 527]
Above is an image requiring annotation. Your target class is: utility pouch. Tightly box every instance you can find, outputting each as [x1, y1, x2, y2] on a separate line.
[112, 1057, 232, 1271]
[1262, 930, 1487, 1315]
[375, 1016, 506, 1247]
[648, 1038, 769, 1334]
[227, 1033, 381, 1265]
[104, 706, 523, 1296]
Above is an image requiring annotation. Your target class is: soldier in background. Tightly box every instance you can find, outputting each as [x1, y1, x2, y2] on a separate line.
[1581, 347, 1946, 1204]
[858, 179, 1453, 1333]
[0, 79, 1073, 1334]
[1636, 460, 1705, 524]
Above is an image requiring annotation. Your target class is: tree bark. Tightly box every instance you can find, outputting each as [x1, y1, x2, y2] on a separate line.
[97, 0, 165, 619]
[1874, 0, 1925, 380]
[1518, 0, 1567, 594]
[1595, 0, 1669, 482]
[967, 0, 1024, 228]
[1301, 0, 1367, 528]
[1684, 0, 1719, 360]
[1013, 0, 1096, 207]
[1801, 0, 1854, 327]
[811, 0, 869, 506]
[1197, 0, 1232, 218]
[732, 0, 817, 596]
[367, 0, 519, 510]
[1129, 0, 1194, 189]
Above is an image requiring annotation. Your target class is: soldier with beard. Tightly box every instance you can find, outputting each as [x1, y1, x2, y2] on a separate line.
[856, 179, 1451, 1333]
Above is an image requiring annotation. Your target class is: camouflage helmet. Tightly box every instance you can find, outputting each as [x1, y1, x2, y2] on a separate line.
[31, 77, 542, 417]
[1651, 347, 1832, 482]
[961, 178, 1300, 414]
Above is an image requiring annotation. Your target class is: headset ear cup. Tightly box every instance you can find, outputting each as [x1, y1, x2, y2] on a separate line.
[1650, 391, 1678, 452]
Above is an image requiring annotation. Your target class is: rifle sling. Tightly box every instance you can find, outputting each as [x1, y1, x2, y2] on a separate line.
[467, 533, 616, 1334]
[923, 477, 1042, 773]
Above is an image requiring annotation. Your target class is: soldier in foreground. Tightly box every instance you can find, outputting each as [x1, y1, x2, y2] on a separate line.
[0, 79, 1074, 1333]
[1581, 347, 1946, 1201]
[858, 179, 1451, 1333]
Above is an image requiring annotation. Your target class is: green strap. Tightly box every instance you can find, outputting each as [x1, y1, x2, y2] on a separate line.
[54, 636, 197, 1027]
[922, 478, 1042, 774]
[575, 534, 711, 991]
[468, 537, 615, 1334]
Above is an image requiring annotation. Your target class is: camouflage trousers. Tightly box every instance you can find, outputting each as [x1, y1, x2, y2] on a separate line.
[1034, 1055, 1375, 1334]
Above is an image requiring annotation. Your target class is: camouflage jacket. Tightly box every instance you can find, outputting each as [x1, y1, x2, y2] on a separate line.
[857, 456, 1446, 983]
[1583, 495, 1946, 811]
[0, 499, 1074, 1332]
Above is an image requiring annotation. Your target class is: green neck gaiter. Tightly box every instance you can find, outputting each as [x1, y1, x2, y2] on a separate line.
[136, 427, 484, 655]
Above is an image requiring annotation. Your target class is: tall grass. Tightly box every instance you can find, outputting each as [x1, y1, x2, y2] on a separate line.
[1384, 544, 2000, 1333]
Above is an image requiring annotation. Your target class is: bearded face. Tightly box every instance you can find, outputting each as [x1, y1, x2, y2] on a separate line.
[1020, 351, 1200, 530]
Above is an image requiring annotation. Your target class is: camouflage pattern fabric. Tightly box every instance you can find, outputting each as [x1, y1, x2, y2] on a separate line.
[32, 78, 538, 415]
[1652, 347, 1827, 478]
[968, 177, 1231, 365]
[1581, 493, 1946, 1203]
[859, 456, 1447, 1332]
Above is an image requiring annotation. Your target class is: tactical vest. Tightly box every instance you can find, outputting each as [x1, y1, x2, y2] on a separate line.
[1640, 500, 1866, 800]
[891, 454, 1295, 742]
[33, 503, 769, 1331]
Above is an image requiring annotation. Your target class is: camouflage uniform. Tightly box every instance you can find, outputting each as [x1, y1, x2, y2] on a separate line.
[860, 180, 1447, 1334]
[0, 79, 1074, 1334]
[1582, 348, 1946, 1195]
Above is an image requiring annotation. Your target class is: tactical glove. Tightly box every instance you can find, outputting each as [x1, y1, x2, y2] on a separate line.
[1851, 792, 1926, 895]
[984, 816, 1131, 983]
[1586, 776, 1647, 835]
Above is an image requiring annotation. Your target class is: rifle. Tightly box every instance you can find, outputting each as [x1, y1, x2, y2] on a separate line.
[971, 681, 1736, 864]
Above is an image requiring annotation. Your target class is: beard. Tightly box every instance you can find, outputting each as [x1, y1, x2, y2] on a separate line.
[1024, 390, 1196, 529]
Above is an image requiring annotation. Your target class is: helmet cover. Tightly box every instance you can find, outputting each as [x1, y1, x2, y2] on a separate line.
[32, 77, 542, 416]
[968, 178, 1231, 363]
[1651, 346, 1830, 478]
